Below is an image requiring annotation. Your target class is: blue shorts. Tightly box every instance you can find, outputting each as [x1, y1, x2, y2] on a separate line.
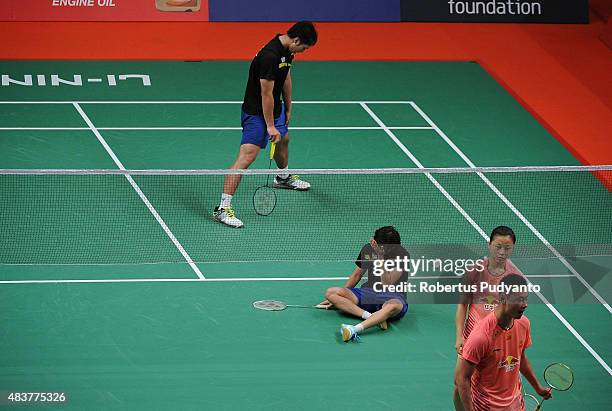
[349, 288, 408, 321]
[240, 103, 288, 149]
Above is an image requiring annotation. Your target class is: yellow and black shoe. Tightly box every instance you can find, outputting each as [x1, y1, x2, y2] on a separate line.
[213, 206, 244, 228]
[273, 175, 311, 191]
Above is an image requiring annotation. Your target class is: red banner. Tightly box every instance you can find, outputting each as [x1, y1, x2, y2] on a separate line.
[0, 0, 209, 21]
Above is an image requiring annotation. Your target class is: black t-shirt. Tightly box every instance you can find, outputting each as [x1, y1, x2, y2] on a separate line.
[355, 243, 410, 296]
[242, 35, 294, 118]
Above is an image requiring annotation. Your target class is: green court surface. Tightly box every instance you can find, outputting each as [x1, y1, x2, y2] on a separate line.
[0, 61, 610, 410]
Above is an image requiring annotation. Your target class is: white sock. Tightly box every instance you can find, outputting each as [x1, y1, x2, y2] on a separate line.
[220, 193, 232, 209]
[354, 324, 364, 333]
[361, 311, 372, 320]
[277, 166, 289, 180]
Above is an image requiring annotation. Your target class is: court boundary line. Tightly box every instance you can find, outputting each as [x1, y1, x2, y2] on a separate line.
[0, 277, 345, 284]
[409, 101, 612, 314]
[360, 102, 612, 375]
[0, 126, 433, 131]
[5, 255, 608, 265]
[3, 166, 610, 175]
[72, 102, 205, 280]
[0, 101, 414, 104]
[0, 274, 576, 284]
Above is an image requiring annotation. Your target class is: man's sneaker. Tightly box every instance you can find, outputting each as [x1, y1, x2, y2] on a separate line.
[273, 175, 311, 191]
[340, 324, 360, 342]
[213, 206, 244, 228]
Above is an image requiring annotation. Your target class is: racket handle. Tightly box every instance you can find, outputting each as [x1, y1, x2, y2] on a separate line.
[285, 304, 329, 309]
[270, 142, 276, 160]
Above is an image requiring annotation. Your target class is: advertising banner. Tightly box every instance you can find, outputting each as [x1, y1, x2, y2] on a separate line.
[0, 0, 588, 23]
[208, 0, 400, 22]
[401, 0, 588, 23]
[0, 0, 209, 21]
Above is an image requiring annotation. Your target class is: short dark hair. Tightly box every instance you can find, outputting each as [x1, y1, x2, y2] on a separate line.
[374, 226, 401, 245]
[490, 226, 516, 244]
[287, 21, 318, 46]
[498, 273, 528, 297]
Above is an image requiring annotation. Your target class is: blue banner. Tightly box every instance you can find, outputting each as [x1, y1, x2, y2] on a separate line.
[209, 0, 400, 22]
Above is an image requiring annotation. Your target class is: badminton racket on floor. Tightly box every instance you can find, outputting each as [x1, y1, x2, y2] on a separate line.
[253, 300, 330, 311]
[252, 142, 277, 216]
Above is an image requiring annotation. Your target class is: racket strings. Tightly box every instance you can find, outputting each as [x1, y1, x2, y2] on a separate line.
[544, 363, 574, 391]
[253, 187, 276, 216]
[253, 142, 278, 216]
[253, 300, 287, 310]
[523, 394, 541, 411]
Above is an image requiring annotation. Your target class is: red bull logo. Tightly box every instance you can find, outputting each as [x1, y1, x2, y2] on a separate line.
[498, 355, 519, 372]
[478, 295, 498, 311]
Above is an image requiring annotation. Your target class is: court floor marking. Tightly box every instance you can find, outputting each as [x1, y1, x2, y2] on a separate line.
[0, 126, 433, 131]
[72, 102, 205, 280]
[0, 274, 576, 285]
[2, 100, 609, 371]
[0, 101, 416, 104]
[360, 102, 612, 375]
[409, 101, 612, 314]
[0, 277, 345, 284]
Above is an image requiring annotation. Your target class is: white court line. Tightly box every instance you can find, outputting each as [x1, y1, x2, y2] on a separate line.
[0, 127, 89, 130]
[0, 100, 414, 104]
[72, 103, 205, 280]
[0, 126, 433, 131]
[360, 102, 612, 375]
[409, 101, 612, 314]
[0, 277, 347, 284]
[360, 103, 489, 240]
[0, 274, 576, 284]
[3, 166, 610, 175]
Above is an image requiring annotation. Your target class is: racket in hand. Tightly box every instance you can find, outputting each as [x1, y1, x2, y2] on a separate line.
[523, 393, 542, 411]
[543, 362, 573, 391]
[523, 363, 574, 410]
[253, 142, 277, 216]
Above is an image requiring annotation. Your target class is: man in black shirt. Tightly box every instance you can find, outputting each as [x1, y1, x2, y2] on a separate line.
[321, 226, 410, 342]
[214, 21, 318, 228]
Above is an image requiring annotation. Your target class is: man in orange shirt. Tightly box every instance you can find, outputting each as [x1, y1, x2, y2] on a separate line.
[454, 274, 551, 411]
[453, 226, 521, 410]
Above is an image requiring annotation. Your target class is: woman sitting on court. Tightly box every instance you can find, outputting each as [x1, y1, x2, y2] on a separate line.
[320, 226, 409, 342]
